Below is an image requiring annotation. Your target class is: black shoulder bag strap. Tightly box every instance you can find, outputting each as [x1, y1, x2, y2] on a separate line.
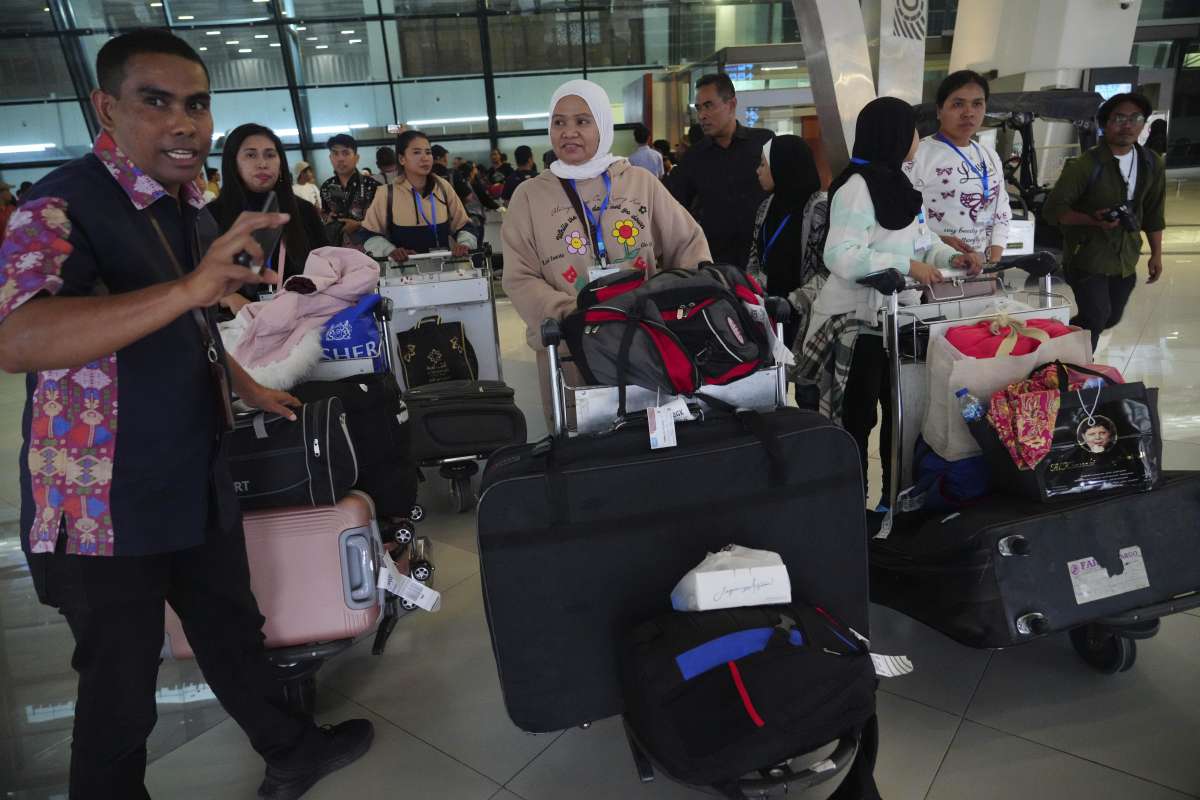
[146, 213, 236, 432]
[694, 392, 787, 486]
[558, 177, 595, 254]
[386, 183, 394, 234]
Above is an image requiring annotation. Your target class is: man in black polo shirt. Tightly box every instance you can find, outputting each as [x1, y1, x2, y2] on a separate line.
[0, 30, 372, 799]
[666, 73, 774, 269]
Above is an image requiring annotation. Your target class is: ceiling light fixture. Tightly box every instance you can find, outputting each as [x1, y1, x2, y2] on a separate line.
[178, 14, 194, 19]
[206, 30, 221, 35]
[315, 44, 328, 49]
[761, 65, 798, 71]
[306, 36, 318, 40]
[254, 33, 268, 38]
[238, 48, 253, 53]
[270, 42, 280, 47]
[225, 39, 238, 44]
[199, 46, 208, 51]
[341, 29, 354, 34]
[348, 38, 361, 43]
[294, 26, 306, 30]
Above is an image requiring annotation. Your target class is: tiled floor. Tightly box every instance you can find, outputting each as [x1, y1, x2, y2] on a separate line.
[1, 178, 1199, 799]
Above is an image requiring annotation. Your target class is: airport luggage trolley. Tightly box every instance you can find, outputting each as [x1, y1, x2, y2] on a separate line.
[378, 246, 505, 507]
[859, 256, 1200, 673]
[541, 297, 792, 439]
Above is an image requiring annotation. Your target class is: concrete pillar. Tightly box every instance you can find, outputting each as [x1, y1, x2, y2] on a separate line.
[863, 0, 931, 104]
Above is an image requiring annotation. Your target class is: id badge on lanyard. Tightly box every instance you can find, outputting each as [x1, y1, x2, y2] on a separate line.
[570, 173, 612, 276]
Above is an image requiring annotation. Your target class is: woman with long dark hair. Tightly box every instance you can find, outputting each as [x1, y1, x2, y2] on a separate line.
[359, 129, 476, 262]
[207, 123, 327, 314]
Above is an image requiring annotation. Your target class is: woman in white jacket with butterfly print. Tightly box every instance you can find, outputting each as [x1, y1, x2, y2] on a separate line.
[907, 70, 1012, 266]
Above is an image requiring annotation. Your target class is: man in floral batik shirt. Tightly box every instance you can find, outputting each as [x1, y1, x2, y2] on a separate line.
[0, 30, 373, 799]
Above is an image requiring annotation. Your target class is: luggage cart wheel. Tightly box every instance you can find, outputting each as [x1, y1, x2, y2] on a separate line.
[410, 504, 425, 523]
[411, 560, 434, 582]
[1070, 625, 1138, 674]
[392, 524, 415, 546]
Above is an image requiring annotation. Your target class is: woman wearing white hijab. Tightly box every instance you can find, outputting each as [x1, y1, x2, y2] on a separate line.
[501, 79, 711, 419]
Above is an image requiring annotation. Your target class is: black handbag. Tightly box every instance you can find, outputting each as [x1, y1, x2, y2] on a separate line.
[977, 361, 1162, 502]
[394, 315, 479, 388]
[292, 374, 417, 518]
[621, 603, 877, 795]
[227, 397, 358, 510]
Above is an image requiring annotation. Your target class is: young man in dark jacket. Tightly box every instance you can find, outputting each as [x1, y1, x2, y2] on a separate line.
[1043, 92, 1166, 350]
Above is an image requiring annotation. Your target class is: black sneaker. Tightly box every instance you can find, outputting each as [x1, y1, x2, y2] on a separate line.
[258, 719, 375, 800]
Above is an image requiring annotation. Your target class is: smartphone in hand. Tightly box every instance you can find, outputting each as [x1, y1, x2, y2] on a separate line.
[250, 191, 286, 274]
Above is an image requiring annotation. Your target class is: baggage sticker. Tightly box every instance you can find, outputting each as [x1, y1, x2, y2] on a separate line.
[379, 556, 442, 612]
[1067, 546, 1150, 605]
[648, 405, 677, 450]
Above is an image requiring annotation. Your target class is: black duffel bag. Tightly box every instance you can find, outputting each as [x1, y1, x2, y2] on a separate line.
[395, 315, 479, 388]
[292, 374, 417, 519]
[227, 397, 358, 510]
[404, 379, 526, 462]
[621, 603, 877, 798]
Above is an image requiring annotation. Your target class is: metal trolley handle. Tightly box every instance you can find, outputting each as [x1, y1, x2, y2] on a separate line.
[541, 318, 567, 438]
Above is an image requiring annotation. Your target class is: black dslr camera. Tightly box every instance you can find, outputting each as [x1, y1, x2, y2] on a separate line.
[1102, 202, 1140, 233]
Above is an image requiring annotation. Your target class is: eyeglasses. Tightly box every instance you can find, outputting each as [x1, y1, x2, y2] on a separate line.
[1110, 113, 1146, 126]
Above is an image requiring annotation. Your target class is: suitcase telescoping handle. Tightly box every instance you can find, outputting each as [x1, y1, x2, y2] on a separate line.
[541, 318, 567, 438]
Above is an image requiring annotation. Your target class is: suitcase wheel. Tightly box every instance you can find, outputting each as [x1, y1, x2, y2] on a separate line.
[400, 598, 418, 611]
[449, 475, 476, 514]
[411, 560, 433, 582]
[410, 503, 425, 523]
[1070, 625, 1138, 674]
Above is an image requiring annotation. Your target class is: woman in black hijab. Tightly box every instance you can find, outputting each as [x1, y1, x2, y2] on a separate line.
[798, 96, 969, 510]
[748, 135, 823, 299]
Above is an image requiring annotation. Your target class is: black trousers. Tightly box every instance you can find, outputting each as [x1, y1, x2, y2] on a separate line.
[841, 334, 893, 504]
[1067, 271, 1137, 351]
[26, 525, 311, 800]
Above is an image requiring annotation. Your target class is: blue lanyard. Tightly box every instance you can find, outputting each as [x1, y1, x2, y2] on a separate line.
[761, 213, 792, 263]
[849, 157, 869, 165]
[569, 172, 612, 267]
[412, 188, 439, 247]
[935, 133, 989, 200]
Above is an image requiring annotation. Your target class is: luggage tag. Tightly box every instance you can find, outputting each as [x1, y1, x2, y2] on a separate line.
[648, 405, 677, 450]
[871, 653, 915, 678]
[378, 555, 441, 612]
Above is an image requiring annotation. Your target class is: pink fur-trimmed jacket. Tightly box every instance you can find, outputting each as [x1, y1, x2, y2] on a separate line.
[231, 246, 379, 370]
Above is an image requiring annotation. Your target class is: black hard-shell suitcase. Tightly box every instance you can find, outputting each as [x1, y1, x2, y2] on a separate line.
[476, 407, 870, 733]
[405, 379, 527, 462]
[870, 472, 1200, 649]
[227, 397, 358, 510]
[292, 373, 417, 519]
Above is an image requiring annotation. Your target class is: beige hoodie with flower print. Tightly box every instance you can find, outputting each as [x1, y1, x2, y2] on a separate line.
[500, 159, 711, 349]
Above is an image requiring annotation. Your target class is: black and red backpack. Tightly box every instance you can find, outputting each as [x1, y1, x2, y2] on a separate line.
[563, 268, 772, 408]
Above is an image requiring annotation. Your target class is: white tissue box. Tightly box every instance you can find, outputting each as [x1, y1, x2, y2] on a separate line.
[670, 545, 792, 612]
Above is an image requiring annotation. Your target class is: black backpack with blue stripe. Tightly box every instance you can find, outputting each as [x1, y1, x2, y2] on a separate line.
[620, 602, 878, 798]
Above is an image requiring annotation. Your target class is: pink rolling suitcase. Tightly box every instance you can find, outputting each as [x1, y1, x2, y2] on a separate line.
[164, 490, 385, 658]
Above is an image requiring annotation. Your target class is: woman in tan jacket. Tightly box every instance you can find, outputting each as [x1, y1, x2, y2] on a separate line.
[501, 79, 711, 417]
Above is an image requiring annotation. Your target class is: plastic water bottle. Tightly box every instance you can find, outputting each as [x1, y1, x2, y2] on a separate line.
[956, 388, 986, 422]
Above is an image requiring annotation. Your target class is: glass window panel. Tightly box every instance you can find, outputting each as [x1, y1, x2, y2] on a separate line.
[1131, 41, 1175, 70]
[585, 8, 671, 69]
[67, 0, 168, 29]
[305, 84, 394, 142]
[488, 13, 583, 73]
[211, 89, 300, 147]
[488, 0, 580, 11]
[675, 2, 797, 64]
[0, 101, 92, 165]
[171, 28, 290, 90]
[395, 79, 489, 137]
[493, 73, 581, 133]
[586, 69, 651, 125]
[0, 164, 58, 190]
[382, 0, 478, 13]
[0, 38, 76, 102]
[1138, 0, 1200, 21]
[293, 21, 389, 85]
[284, 0, 377, 18]
[389, 17, 482, 78]
[0, 0, 56, 33]
[164, 0, 273, 25]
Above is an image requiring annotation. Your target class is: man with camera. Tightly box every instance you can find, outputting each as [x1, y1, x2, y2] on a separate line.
[1044, 92, 1166, 350]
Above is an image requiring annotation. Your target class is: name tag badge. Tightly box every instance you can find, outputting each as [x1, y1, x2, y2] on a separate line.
[589, 265, 620, 283]
[913, 228, 933, 254]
